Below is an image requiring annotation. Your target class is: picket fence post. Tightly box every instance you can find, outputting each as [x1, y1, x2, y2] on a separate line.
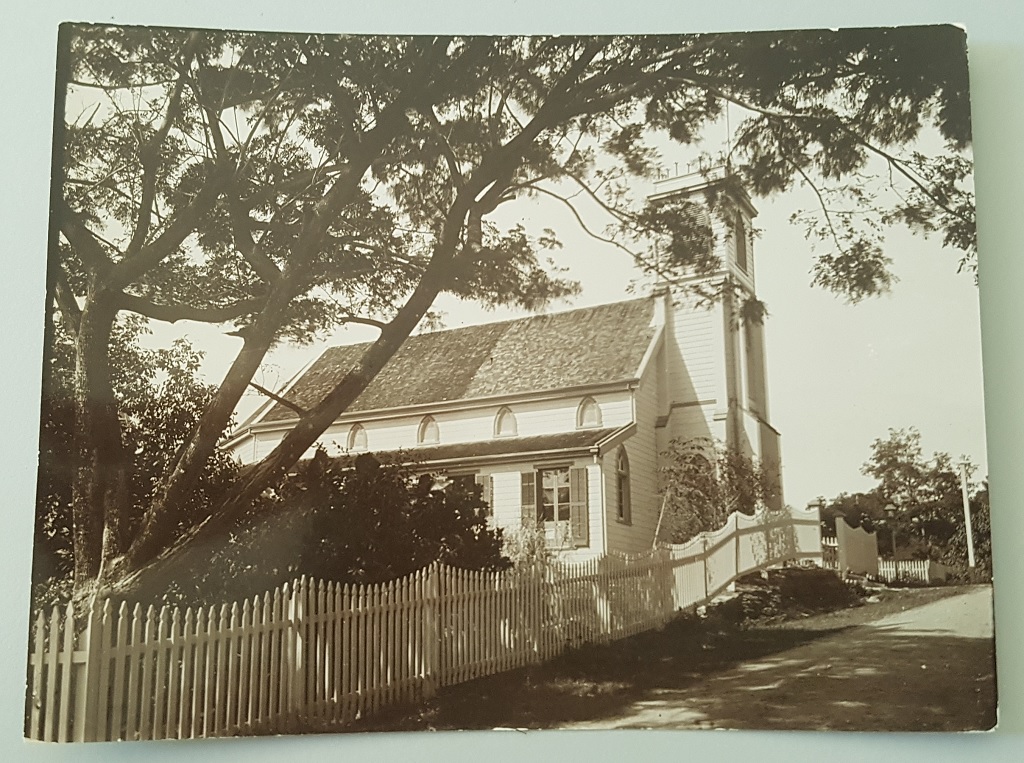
[423, 563, 440, 698]
[286, 578, 303, 724]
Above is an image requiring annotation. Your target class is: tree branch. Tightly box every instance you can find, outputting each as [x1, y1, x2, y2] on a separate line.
[54, 267, 83, 338]
[117, 293, 265, 324]
[106, 162, 230, 291]
[125, 33, 200, 258]
[58, 206, 115, 276]
[421, 105, 465, 189]
[338, 314, 387, 329]
[247, 380, 307, 416]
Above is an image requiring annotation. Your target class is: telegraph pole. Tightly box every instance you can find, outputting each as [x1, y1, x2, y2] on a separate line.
[959, 461, 976, 568]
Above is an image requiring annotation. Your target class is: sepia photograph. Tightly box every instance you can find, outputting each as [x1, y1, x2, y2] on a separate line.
[23, 21, 998, 744]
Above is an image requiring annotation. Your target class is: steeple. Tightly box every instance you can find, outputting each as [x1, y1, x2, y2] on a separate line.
[647, 166, 783, 508]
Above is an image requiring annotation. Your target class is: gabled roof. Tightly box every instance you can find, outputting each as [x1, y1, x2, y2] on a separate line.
[258, 297, 658, 424]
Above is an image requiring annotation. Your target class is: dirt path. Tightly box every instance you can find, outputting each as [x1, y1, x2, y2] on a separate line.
[562, 586, 996, 731]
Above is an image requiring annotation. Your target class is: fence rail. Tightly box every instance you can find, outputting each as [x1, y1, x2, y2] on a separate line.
[26, 505, 821, 742]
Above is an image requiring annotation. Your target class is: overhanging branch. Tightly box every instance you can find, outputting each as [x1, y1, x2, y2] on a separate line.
[247, 380, 307, 416]
[117, 293, 265, 324]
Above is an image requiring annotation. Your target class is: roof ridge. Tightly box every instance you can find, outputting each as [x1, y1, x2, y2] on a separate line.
[326, 294, 656, 350]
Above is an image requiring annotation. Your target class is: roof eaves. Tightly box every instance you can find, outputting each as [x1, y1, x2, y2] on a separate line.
[235, 377, 641, 435]
[592, 422, 637, 458]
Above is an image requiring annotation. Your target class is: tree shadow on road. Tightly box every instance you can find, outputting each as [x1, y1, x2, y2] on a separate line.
[348, 613, 995, 733]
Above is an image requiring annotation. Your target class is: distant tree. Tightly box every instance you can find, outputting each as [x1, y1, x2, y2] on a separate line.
[821, 491, 886, 535]
[863, 427, 965, 558]
[940, 482, 992, 579]
[823, 427, 987, 573]
[51, 26, 976, 597]
[660, 437, 779, 543]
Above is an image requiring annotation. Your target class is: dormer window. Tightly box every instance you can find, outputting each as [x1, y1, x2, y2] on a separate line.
[494, 406, 517, 437]
[417, 415, 439, 445]
[347, 423, 367, 451]
[576, 397, 602, 429]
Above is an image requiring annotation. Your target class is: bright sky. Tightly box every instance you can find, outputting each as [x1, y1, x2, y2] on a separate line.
[156, 141, 988, 511]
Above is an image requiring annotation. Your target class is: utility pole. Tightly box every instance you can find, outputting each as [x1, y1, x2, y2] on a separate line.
[959, 461, 976, 568]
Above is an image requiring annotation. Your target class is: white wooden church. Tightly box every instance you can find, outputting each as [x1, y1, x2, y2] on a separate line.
[224, 170, 783, 560]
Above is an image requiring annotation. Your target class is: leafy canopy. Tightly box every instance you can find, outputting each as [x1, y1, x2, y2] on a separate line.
[823, 427, 988, 575]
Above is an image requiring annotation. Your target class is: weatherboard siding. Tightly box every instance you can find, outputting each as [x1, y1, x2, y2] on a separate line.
[605, 355, 661, 554]
[233, 390, 634, 465]
[667, 291, 723, 409]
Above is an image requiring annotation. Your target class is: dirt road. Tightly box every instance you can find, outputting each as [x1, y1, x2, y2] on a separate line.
[562, 586, 996, 732]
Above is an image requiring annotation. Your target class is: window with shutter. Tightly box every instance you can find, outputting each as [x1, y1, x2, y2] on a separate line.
[523, 467, 589, 547]
[735, 211, 749, 273]
[520, 471, 537, 528]
[476, 474, 493, 518]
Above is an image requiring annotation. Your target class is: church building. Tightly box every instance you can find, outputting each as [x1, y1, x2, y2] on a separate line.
[224, 169, 783, 560]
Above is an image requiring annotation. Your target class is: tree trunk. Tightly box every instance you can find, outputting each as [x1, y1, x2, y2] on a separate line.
[70, 289, 131, 590]
[120, 290, 293, 575]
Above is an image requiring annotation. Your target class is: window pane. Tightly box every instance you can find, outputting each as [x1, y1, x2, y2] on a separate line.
[578, 399, 601, 427]
[540, 468, 569, 524]
[496, 408, 516, 436]
[419, 417, 439, 444]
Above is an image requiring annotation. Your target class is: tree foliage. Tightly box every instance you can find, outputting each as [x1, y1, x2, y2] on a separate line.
[48, 26, 977, 595]
[659, 437, 778, 543]
[284, 452, 508, 583]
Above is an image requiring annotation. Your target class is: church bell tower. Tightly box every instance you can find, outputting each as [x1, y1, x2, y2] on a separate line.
[648, 167, 784, 509]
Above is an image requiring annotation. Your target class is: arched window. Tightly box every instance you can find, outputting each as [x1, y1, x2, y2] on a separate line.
[576, 397, 602, 429]
[347, 423, 367, 451]
[417, 415, 439, 445]
[735, 211, 749, 273]
[616, 448, 631, 523]
[494, 406, 517, 437]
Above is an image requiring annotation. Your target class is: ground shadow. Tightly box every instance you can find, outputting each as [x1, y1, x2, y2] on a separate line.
[343, 612, 995, 733]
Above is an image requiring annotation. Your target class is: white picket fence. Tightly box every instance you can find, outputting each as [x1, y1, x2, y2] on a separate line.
[25, 505, 821, 742]
[876, 558, 951, 584]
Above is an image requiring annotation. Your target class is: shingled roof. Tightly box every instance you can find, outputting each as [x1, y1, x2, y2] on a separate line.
[259, 296, 658, 423]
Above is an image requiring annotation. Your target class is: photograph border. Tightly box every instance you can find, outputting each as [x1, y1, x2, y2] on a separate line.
[2, 1, 1022, 760]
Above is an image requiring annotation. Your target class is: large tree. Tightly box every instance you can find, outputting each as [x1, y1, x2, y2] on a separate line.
[48, 26, 976, 597]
